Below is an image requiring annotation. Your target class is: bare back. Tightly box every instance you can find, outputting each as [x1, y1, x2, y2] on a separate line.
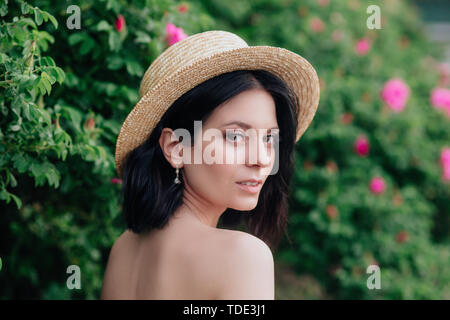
[100, 217, 269, 299]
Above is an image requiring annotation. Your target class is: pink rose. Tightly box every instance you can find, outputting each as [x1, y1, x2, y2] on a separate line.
[111, 178, 122, 184]
[441, 147, 450, 166]
[317, 0, 330, 7]
[165, 22, 187, 46]
[430, 88, 450, 112]
[369, 177, 386, 194]
[178, 4, 189, 13]
[309, 17, 325, 33]
[354, 135, 370, 157]
[443, 165, 450, 182]
[380, 78, 410, 112]
[355, 38, 371, 55]
[115, 15, 125, 32]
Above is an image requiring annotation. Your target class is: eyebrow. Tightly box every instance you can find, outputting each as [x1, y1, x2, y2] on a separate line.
[221, 121, 279, 130]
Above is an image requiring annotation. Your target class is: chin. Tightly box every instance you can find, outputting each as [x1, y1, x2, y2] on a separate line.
[231, 201, 259, 211]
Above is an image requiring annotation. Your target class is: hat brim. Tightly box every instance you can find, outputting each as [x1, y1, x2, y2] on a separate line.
[115, 45, 320, 178]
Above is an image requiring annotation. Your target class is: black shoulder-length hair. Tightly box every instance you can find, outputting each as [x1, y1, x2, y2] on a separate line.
[121, 69, 299, 252]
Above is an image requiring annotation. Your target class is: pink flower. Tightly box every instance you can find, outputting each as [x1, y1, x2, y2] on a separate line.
[317, 0, 330, 7]
[309, 17, 325, 33]
[430, 88, 450, 114]
[111, 178, 122, 184]
[380, 78, 410, 112]
[369, 177, 386, 194]
[115, 15, 125, 32]
[165, 22, 187, 46]
[441, 147, 450, 166]
[355, 38, 371, 55]
[340, 112, 353, 124]
[441, 148, 450, 182]
[178, 4, 189, 13]
[354, 135, 370, 156]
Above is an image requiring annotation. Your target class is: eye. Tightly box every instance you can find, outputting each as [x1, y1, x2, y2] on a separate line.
[264, 134, 279, 144]
[225, 130, 245, 143]
[264, 135, 274, 144]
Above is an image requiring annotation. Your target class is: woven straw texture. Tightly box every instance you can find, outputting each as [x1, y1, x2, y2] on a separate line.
[115, 30, 320, 179]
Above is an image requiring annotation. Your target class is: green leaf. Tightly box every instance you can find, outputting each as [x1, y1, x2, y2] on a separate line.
[45, 67, 59, 84]
[7, 171, 18, 187]
[106, 55, 124, 70]
[79, 37, 95, 55]
[28, 102, 51, 125]
[42, 162, 60, 188]
[97, 20, 111, 31]
[41, 11, 58, 29]
[0, 52, 9, 64]
[34, 8, 44, 26]
[106, 0, 121, 13]
[0, 189, 9, 201]
[40, 56, 56, 66]
[10, 193, 22, 210]
[68, 32, 85, 46]
[21, 2, 29, 14]
[61, 106, 82, 132]
[42, 69, 57, 85]
[81, 144, 98, 161]
[108, 32, 121, 52]
[30, 162, 46, 187]
[20, 17, 37, 30]
[10, 124, 21, 131]
[134, 31, 152, 44]
[0, 1, 7, 16]
[125, 59, 143, 76]
[39, 72, 52, 95]
[12, 25, 27, 43]
[12, 153, 29, 173]
[54, 67, 66, 84]
[22, 102, 32, 121]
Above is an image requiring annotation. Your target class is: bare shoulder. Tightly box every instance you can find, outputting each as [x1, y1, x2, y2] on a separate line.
[211, 229, 275, 300]
[219, 229, 273, 260]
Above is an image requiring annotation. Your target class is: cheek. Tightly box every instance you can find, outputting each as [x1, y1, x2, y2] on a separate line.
[184, 162, 236, 200]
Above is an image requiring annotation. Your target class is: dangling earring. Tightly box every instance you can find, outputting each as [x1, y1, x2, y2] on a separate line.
[174, 165, 181, 184]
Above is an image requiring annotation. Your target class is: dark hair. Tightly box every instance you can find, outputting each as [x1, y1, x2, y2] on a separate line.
[121, 69, 299, 252]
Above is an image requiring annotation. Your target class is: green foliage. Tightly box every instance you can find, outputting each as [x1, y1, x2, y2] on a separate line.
[0, 0, 214, 299]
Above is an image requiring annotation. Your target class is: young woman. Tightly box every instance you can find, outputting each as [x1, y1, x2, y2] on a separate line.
[101, 30, 320, 300]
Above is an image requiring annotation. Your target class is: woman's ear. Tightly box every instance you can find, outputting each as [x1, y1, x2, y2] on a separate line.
[159, 128, 183, 168]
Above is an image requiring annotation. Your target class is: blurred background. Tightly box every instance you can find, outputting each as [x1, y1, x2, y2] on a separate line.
[0, 0, 449, 299]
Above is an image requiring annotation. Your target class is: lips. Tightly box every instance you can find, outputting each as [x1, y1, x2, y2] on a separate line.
[236, 179, 263, 194]
[236, 178, 263, 184]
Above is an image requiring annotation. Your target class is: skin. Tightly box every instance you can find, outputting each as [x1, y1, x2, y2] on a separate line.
[101, 88, 278, 299]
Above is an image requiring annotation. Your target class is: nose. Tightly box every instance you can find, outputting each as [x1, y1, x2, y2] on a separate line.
[246, 130, 273, 167]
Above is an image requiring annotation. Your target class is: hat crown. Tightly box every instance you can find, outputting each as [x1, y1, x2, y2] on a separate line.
[139, 30, 249, 98]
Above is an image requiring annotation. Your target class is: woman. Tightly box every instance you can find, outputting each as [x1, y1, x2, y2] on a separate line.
[101, 30, 320, 300]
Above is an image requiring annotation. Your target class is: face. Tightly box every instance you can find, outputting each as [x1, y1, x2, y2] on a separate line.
[181, 88, 279, 211]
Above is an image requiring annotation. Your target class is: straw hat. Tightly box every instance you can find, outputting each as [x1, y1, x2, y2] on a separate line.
[115, 30, 320, 179]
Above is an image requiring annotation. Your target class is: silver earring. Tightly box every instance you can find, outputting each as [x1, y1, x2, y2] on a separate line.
[174, 166, 181, 184]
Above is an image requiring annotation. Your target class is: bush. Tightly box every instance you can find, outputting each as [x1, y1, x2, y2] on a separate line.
[0, 0, 214, 299]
